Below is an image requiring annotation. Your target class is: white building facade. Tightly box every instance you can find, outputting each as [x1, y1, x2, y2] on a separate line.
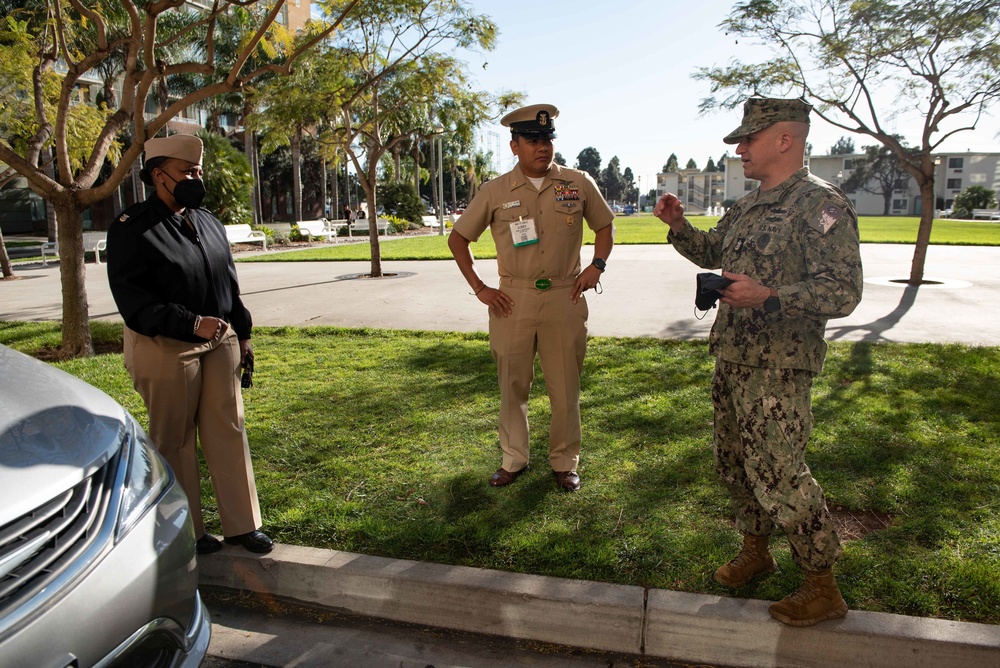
[656, 152, 1000, 216]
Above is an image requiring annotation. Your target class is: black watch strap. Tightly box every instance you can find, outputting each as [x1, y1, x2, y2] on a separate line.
[592, 257, 607, 272]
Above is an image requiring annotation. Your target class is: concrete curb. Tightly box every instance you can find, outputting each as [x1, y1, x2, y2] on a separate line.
[198, 543, 1000, 668]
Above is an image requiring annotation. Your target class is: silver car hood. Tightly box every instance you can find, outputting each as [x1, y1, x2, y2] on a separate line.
[0, 345, 126, 521]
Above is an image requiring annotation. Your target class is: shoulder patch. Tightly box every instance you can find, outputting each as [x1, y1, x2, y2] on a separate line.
[810, 203, 844, 235]
[117, 213, 130, 223]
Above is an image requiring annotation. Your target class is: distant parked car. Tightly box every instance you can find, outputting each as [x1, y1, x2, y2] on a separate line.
[0, 344, 210, 667]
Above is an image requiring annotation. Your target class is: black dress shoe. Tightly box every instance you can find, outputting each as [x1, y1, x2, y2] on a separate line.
[224, 530, 274, 554]
[196, 534, 222, 555]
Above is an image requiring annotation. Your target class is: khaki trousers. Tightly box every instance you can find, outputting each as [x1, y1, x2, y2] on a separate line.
[489, 280, 588, 473]
[123, 326, 262, 538]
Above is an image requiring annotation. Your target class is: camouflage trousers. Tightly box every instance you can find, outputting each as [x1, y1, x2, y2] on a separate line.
[712, 358, 841, 572]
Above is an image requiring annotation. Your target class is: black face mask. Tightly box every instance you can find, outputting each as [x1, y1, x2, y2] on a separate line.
[162, 172, 207, 209]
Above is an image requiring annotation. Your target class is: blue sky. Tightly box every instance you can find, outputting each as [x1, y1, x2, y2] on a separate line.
[459, 0, 1000, 187]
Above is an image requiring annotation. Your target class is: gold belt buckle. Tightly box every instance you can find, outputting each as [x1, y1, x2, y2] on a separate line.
[534, 278, 551, 290]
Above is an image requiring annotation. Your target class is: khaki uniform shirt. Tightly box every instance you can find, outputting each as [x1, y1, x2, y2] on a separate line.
[669, 167, 863, 373]
[455, 163, 614, 279]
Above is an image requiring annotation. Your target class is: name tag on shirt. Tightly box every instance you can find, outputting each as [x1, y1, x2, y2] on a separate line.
[511, 217, 538, 247]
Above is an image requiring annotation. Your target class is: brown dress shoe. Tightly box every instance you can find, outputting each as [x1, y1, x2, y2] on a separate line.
[554, 470, 581, 492]
[489, 466, 528, 487]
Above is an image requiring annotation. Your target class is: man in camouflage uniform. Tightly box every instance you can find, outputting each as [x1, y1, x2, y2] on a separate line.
[654, 97, 863, 627]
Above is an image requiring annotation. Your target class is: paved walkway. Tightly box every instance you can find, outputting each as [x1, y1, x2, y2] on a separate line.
[3, 243, 999, 345]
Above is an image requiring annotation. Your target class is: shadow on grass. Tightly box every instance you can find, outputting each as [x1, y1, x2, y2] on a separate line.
[4, 323, 998, 622]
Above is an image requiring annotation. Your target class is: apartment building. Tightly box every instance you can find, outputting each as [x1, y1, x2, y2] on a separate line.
[657, 152, 1000, 216]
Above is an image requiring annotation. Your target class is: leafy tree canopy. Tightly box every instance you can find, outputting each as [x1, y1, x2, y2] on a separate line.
[830, 136, 856, 155]
[842, 139, 912, 215]
[602, 155, 625, 202]
[953, 185, 997, 218]
[575, 147, 602, 181]
[199, 130, 253, 226]
[693, 0, 1000, 283]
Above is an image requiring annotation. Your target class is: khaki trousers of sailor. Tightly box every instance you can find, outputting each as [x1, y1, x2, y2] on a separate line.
[489, 280, 588, 473]
[124, 326, 261, 537]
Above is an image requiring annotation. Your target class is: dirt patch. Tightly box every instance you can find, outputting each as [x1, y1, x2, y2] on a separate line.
[34, 340, 123, 361]
[830, 507, 894, 541]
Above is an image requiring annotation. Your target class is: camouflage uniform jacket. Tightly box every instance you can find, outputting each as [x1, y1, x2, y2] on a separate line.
[668, 167, 863, 373]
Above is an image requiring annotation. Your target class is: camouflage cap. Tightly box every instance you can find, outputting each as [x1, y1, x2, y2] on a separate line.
[722, 97, 811, 145]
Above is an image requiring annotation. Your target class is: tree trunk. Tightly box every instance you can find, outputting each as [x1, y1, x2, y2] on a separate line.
[130, 159, 142, 207]
[112, 179, 123, 217]
[412, 141, 420, 196]
[55, 201, 94, 357]
[331, 158, 339, 220]
[882, 191, 891, 216]
[450, 163, 457, 212]
[0, 227, 14, 279]
[291, 128, 302, 222]
[320, 158, 328, 217]
[245, 129, 260, 226]
[908, 177, 936, 285]
[44, 154, 58, 243]
[429, 139, 439, 216]
[365, 177, 382, 277]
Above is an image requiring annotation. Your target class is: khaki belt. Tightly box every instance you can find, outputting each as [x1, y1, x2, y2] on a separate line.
[501, 277, 577, 291]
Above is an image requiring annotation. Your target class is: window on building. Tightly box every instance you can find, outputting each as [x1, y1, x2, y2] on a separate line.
[842, 159, 853, 171]
[892, 199, 908, 210]
[744, 180, 754, 191]
[948, 157, 964, 169]
[946, 178, 962, 190]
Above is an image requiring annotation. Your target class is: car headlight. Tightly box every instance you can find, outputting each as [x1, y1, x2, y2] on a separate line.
[116, 414, 169, 541]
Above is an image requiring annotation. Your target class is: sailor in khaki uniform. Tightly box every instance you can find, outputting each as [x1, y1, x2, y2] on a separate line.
[108, 135, 273, 555]
[448, 104, 615, 491]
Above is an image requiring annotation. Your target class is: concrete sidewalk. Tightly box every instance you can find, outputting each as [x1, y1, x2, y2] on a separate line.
[199, 543, 1000, 668]
[3, 243, 999, 345]
[4, 242, 999, 666]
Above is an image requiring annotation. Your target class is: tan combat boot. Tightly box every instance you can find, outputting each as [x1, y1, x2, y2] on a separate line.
[713, 534, 777, 587]
[768, 569, 849, 626]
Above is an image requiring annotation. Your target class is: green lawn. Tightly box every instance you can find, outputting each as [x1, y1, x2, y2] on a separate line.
[3, 321, 997, 624]
[242, 214, 1000, 262]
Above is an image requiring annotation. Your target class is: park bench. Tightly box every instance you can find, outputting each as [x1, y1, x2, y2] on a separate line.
[225, 224, 268, 250]
[971, 209, 1000, 220]
[348, 217, 389, 236]
[40, 231, 108, 265]
[296, 219, 341, 242]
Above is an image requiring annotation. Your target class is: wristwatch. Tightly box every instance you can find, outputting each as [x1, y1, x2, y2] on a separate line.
[764, 294, 781, 313]
[592, 257, 607, 272]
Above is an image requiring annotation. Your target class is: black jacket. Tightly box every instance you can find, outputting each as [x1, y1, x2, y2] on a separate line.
[107, 195, 252, 342]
